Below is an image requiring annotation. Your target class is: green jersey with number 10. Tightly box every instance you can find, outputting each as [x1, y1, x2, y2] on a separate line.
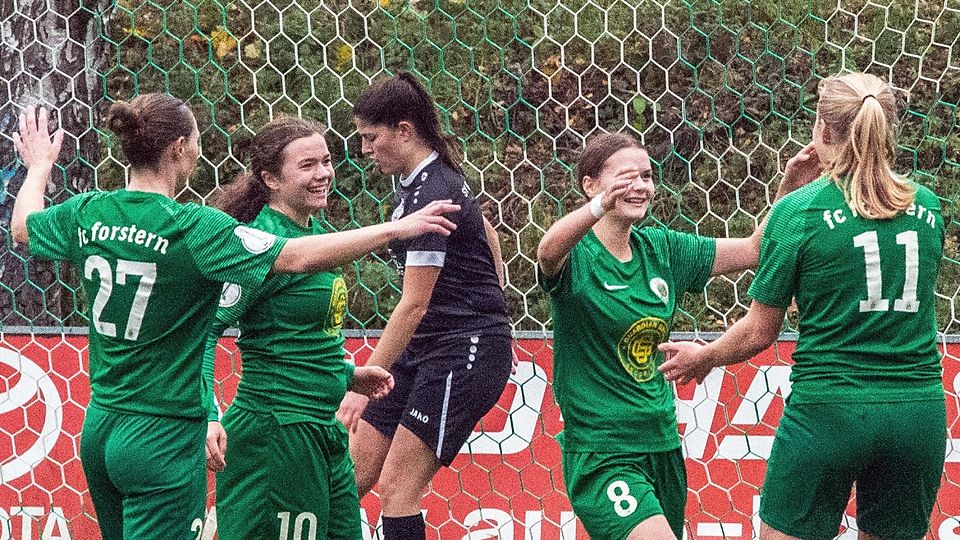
[26, 190, 286, 418]
[205, 205, 351, 424]
[749, 179, 945, 404]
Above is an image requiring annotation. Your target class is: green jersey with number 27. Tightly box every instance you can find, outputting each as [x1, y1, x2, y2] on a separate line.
[26, 190, 285, 418]
[749, 179, 945, 404]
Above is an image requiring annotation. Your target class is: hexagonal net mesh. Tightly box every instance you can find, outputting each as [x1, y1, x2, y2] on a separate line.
[0, 0, 958, 538]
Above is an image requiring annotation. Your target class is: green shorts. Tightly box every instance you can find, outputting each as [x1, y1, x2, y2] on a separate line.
[80, 404, 206, 540]
[215, 405, 361, 540]
[562, 448, 686, 540]
[760, 399, 946, 540]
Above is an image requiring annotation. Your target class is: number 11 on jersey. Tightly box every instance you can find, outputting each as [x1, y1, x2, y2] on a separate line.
[853, 230, 919, 313]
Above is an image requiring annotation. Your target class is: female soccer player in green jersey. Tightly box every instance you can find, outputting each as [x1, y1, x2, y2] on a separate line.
[660, 73, 946, 540]
[537, 132, 816, 540]
[203, 116, 397, 539]
[10, 95, 459, 540]
[336, 72, 513, 540]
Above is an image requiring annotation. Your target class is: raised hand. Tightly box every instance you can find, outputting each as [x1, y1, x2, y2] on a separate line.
[336, 391, 371, 433]
[349, 366, 395, 400]
[395, 199, 461, 239]
[779, 142, 822, 197]
[205, 421, 227, 472]
[657, 341, 712, 385]
[13, 106, 64, 169]
[599, 168, 640, 213]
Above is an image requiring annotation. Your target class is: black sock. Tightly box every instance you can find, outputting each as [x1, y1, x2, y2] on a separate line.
[382, 513, 425, 540]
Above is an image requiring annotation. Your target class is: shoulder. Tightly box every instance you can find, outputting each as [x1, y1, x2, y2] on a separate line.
[248, 206, 293, 235]
[911, 183, 941, 208]
[764, 179, 834, 233]
[180, 202, 236, 224]
[60, 190, 103, 210]
[422, 161, 467, 196]
[775, 178, 833, 213]
[173, 204, 250, 243]
[636, 224, 713, 265]
[634, 225, 667, 243]
[634, 224, 689, 251]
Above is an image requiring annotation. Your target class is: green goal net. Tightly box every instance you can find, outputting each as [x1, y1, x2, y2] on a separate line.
[1, 0, 958, 538]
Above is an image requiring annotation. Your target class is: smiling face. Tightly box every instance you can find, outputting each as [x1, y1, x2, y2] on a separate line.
[589, 147, 655, 222]
[263, 133, 334, 224]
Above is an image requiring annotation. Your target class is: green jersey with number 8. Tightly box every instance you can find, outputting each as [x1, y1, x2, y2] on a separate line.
[749, 179, 945, 404]
[540, 227, 716, 453]
[26, 190, 286, 418]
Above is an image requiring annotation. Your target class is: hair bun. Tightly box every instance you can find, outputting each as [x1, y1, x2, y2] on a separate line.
[106, 101, 146, 140]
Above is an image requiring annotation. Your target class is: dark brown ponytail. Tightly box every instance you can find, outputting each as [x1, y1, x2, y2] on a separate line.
[353, 71, 463, 175]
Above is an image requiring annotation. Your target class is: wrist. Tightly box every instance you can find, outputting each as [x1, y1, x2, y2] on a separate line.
[26, 159, 56, 172]
[588, 193, 605, 219]
[698, 343, 719, 370]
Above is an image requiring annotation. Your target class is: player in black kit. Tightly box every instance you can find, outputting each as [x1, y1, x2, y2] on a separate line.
[337, 72, 512, 540]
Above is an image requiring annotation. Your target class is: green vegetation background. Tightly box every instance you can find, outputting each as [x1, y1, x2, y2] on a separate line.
[60, 0, 960, 333]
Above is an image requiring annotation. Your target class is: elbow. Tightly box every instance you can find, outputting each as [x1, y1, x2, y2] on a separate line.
[535, 241, 547, 265]
[11, 220, 28, 246]
[536, 239, 556, 272]
[407, 300, 430, 321]
[397, 296, 430, 322]
[748, 321, 780, 354]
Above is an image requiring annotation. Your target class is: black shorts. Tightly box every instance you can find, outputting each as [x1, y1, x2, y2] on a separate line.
[362, 330, 512, 465]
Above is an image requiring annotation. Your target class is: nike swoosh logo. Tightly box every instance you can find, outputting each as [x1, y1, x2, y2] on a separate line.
[603, 282, 629, 291]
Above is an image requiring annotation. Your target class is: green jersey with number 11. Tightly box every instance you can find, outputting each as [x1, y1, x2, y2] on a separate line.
[26, 190, 286, 418]
[749, 179, 945, 404]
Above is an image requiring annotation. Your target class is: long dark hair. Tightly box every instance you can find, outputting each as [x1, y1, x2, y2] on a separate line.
[105, 93, 195, 171]
[353, 71, 463, 175]
[216, 116, 326, 223]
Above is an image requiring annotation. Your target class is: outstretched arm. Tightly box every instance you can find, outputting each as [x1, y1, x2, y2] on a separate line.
[658, 300, 784, 385]
[11, 106, 64, 245]
[272, 200, 460, 274]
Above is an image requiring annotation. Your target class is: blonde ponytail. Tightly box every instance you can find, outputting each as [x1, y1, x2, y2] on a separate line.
[816, 73, 914, 219]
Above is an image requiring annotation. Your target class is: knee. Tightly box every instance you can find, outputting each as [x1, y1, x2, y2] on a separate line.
[377, 472, 411, 508]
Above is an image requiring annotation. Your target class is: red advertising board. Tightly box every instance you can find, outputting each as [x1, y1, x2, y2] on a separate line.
[1, 335, 958, 539]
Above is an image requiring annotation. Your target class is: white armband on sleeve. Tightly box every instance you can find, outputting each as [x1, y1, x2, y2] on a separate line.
[405, 251, 446, 267]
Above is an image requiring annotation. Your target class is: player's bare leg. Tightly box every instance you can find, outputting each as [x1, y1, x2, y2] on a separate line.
[377, 425, 442, 516]
[350, 419, 392, 498]
[627, 515, 677, 540]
